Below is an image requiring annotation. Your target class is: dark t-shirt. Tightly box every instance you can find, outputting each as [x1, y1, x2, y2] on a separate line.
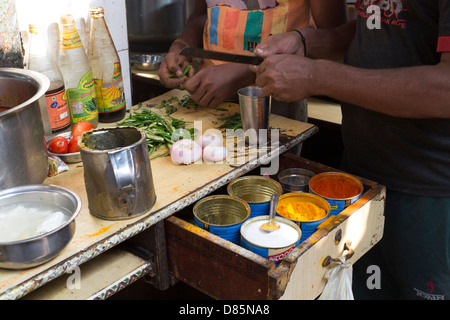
[342, 0, 450, 197]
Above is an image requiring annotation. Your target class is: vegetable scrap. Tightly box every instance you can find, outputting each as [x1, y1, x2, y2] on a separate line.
[277, 200, 327, 221]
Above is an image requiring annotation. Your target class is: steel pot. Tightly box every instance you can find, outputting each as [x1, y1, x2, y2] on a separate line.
[0, 184, 81, 270]
[0, 68, 50, 190]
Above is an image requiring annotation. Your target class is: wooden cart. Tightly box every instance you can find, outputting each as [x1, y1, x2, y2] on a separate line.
[0, 90, 385, 300]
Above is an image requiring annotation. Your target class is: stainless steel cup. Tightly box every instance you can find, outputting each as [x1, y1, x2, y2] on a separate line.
[79, 126, 157, 220]
[237, 86, 271, 143]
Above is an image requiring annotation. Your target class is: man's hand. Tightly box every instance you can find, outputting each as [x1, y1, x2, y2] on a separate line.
[254, 31, 305, 58]
[158, 50, 194, 89]
[184, 63, 255, 108]
[251, 54, 315, 102]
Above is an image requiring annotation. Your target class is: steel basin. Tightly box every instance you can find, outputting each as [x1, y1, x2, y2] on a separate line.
[0, 68, 50, 190]
[0, 184, 81, 270]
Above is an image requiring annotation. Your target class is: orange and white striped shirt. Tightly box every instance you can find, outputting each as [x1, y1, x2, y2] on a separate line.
[203, 0, 310, 63]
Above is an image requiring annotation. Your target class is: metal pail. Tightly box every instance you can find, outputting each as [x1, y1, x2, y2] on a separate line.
[193, 195, 250, 245]
[240, 215, 301, 265]
[79, 126, 157, 220]
[309, 172, 363, 216]
[227, 176, 282, 218]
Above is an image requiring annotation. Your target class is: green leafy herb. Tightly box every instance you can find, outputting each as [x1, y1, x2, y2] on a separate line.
[117, 108, 190, 159]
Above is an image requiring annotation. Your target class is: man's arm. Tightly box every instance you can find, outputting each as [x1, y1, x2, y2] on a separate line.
[313, 52, 450, 118]
[255, 18, 356, 61]
[158, 0, 206, 87]
[252, 52, 450, 119]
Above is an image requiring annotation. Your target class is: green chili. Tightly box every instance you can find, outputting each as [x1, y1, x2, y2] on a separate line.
[169, 64, 192, 79]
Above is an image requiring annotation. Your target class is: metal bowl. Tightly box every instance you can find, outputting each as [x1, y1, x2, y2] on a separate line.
[0, 184, 81, 269]
[130, 54, 164, 71]
[47, 132, 82, 163]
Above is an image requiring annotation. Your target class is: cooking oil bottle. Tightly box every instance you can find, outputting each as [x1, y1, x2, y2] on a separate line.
[88, 7, 126, 123]
[58, 14, 98, 127]
[28, 24, 71, 135]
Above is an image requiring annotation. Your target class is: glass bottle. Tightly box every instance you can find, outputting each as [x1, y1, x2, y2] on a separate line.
[58, 14, 98, 127]
[28, 24, 71, 135]
[88, 7, 126, 123]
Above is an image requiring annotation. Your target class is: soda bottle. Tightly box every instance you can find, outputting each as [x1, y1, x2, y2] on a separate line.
[58, 14, 98, 127]
[88, 7, 126, 123]
[28, 24, 71, 135]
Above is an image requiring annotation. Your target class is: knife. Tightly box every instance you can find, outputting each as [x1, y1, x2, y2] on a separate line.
[179, 47, 264, 65]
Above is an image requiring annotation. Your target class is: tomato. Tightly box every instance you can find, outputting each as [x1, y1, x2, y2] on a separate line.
[68, 135, 80, 153]
[48, 136, 69, 154]
[71, 121, 95, 139]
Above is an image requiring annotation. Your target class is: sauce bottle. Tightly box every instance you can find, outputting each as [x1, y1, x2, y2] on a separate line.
[88, 7, 126, 123]
[28, 24, 71, 135]
[58, 14, 98, 127]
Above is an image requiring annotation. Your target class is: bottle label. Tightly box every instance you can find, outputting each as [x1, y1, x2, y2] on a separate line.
[66, 70, 98, 124]
[45, 86, 71, 132]
[60, 27, 83, 50]
[94, 62, 126, 113]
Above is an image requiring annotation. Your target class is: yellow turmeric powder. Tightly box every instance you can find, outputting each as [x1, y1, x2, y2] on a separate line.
[278, 200, 327, 221]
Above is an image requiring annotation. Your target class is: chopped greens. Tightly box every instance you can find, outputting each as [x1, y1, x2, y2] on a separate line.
[218, 113, 242, 130]
[117, 105, 192, 159]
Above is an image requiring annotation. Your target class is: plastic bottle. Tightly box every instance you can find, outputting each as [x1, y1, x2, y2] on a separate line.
[88, 7, 126, 123]
[27, 24, 71, 135]
[58, 14, 98, 127]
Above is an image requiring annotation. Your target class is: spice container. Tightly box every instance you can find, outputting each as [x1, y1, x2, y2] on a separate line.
[277, 193, 330, 242]
[309, 172, 363, 216]
[278, 168, 315, 193]
[227, 176, 282, 218]
[193, 195, 250, 245]
[240, 215, 301, 264]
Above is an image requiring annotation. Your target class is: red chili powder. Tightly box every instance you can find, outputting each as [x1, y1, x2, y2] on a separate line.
[311, 178, 360, 199]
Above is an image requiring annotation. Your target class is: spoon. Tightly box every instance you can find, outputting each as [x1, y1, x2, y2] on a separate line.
[260, 194, 280, 232]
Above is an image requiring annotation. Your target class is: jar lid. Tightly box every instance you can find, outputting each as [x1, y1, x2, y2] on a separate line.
[90, 7, 104, 17]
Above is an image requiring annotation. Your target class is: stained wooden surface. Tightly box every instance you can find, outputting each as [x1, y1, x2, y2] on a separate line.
[0, 89, 316, 299]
